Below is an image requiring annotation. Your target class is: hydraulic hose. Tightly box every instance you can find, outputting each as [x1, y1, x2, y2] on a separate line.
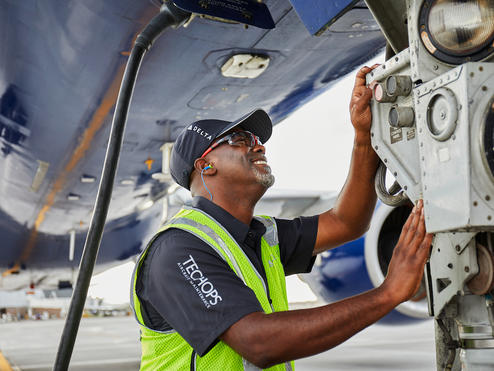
[53, 3, 190, 370]
[374, 161, 409, 207]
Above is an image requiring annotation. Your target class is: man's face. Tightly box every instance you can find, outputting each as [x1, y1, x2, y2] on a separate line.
[205, 128, 275, 189]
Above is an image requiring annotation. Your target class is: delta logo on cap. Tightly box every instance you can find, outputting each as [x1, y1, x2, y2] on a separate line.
[187, 124, 213, 141]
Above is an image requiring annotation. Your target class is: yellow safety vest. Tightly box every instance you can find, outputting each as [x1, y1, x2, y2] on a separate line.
[131, 206, 294, 370]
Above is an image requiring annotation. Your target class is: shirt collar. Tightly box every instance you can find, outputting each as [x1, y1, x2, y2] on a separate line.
[190, 196, 265, 244]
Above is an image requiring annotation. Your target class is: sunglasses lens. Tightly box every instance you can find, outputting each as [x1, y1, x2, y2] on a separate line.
[230, 132, 254, 147]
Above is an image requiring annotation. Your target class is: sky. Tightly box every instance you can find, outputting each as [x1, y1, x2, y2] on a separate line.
[88, 54, 383, 305]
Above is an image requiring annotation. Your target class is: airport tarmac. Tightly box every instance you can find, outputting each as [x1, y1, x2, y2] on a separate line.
[0, 316, 436, 370]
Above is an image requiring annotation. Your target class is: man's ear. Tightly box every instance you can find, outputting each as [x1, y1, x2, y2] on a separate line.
[194, 158, 216, 174]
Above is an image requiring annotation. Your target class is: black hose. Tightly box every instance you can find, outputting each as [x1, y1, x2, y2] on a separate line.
[374, 161, 409, 207]
[53, 3, 190, 371]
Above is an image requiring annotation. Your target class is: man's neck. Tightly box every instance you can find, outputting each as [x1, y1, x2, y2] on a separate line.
[213, 197, 256, 225]
[196, 187, 265, 225]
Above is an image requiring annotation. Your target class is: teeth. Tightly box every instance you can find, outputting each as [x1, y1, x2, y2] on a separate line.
[254, 160, 267, 165]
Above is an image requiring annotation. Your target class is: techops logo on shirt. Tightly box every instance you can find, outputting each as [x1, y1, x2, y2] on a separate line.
[178, 255, 222, 308]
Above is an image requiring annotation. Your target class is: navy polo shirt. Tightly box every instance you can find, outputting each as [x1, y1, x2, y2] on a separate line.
[135, 196, 318, 356]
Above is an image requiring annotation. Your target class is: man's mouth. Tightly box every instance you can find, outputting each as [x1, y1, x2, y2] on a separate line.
[253, 160, 268, 166]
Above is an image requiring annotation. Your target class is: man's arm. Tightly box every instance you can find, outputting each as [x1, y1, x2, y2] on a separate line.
[220, 201, 432, 368]
[314, 65, 380, 254]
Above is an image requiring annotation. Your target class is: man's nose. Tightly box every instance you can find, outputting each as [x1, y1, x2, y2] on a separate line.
[251, 143, 266, 154]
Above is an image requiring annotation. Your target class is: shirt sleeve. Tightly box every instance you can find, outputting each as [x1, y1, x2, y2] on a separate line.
[138, 228, 263, 356]
[275, 215, 319, 276]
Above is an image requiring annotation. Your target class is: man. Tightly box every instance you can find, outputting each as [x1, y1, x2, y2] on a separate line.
[131, 66, 433, 370]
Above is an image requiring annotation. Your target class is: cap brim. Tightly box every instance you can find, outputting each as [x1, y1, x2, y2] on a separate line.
[217, 109, 272, 144]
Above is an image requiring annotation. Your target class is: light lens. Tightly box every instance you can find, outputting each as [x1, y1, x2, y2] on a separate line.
[428, 0, 494, 54]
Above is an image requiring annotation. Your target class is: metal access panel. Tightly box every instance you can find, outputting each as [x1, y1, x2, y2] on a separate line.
[368, 48, 423, 203]
[415, 63, 494, 233]
[288, 0, 359, 35]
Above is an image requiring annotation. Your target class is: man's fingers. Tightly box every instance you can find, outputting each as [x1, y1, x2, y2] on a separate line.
[354, 66, 373, 88]
[354, 64, 380, 88]
[413, 206, 427, 240]
[396, 204, 416, 245]
[415, 233, 433, 269]
[404, 205, 422, 245]
[352, 87, 372, 105]
[350, 86, 372, 108]
[421, 233, 434, 251]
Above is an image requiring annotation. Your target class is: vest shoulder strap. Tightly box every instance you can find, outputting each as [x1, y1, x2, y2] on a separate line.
[253, 215, 279, 247]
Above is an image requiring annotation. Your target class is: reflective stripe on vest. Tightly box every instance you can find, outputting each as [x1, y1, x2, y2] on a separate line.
[131, 206, 294, 371]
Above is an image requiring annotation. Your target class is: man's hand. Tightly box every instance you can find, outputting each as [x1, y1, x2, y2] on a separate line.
[223, 200, 432, 367]
[349, 64, 379, 139]
[382, 199, 433, 304]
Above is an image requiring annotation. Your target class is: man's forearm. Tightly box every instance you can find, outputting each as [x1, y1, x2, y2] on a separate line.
[222, 284, 398, 368]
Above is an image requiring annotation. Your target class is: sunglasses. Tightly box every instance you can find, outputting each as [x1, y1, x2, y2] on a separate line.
[201, 131, 262, 158]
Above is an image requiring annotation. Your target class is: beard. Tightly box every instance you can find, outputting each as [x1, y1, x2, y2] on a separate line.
[253, 166, 275, 188]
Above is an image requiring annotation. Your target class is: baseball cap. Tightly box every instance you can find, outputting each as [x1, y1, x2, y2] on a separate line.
[170, 109, 273, 190]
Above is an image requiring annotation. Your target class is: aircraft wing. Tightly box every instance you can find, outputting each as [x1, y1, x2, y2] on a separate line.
[0, 0, 384, 287]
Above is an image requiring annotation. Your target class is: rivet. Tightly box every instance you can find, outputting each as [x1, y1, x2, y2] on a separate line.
[448, 263, 453, 269]
[433, 65, 438, 71]
[482, 86, 488, 91]
[473, 201, 478, 206]
[455, 245, 461, 252]
[488, 215, 492, 221]
[464, 266, 470, 273]
[486, 195, 491, 201]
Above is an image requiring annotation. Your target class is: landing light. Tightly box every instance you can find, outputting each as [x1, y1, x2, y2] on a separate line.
[420, 0, 494, 63]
